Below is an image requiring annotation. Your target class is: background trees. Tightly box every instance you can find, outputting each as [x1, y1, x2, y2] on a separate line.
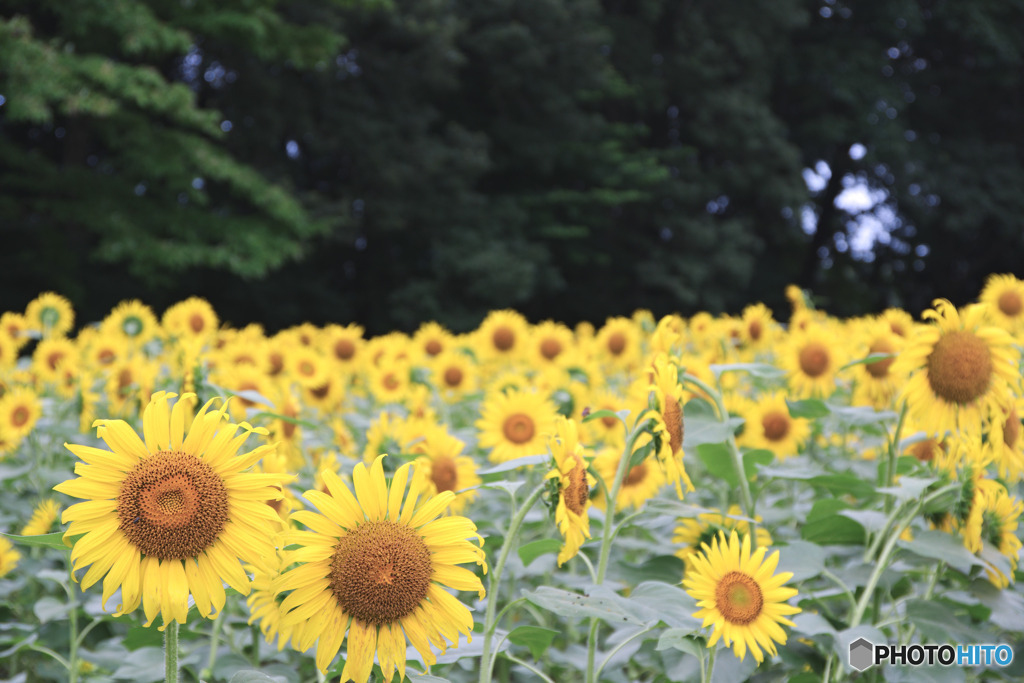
[2, 0, 1021, 333]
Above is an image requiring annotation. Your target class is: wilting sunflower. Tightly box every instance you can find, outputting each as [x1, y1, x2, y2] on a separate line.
[101, 300, 161, 346]
[54, 391, 285, 628]
[683, 530, 801, 663]
[979, 273, 1024, 333]
[737, 393, 811, 460]
[893, 299, 1017, 436]
[162, 296, 219, 342]
[0, 536, 20, 577]
[409, 426, 480, 515]
[25, 291, 75, 338]
[780, 324, 846, 398]
[274, 455, 486, 681]
[21, 498, 61, 536]
[546, 416, 595, 566]
[476, 389, 558, 463]
[0, 386, 41, 442]
[674, 506, 772, 574]
[643, 354, 694, 498]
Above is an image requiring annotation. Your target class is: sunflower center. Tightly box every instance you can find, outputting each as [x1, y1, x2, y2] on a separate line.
[116, 450, 229, 560]
[492, 326, 515, 351]
[715, 571, 764, 625]
[907, 438, 942, 462]
[663, 397, 684, 455]
[40, 306, 61, 328]
[503, 413, 535, 444]
[298, 360, 316, 377]
[310, 380, 331, 400]
[117, 368, 134, 395]
[601, 414, 618, 429]
[748, 320, 763, 341]
[47, 351, 66, 371]
[11, 406, 29, 428]
[998, 291, 1023, 317]
[563, 456, 589, 516]
[865, 339, 896, 379]
[189, 313, 206, 334]
[762, 411, 790, 441]
[329, 521, 433, 625]
[1004, 406, 1020, 448]
[268, 352, 284, 376]
[443, 367, 464, 388]
[382, 373, 400, 391]
[334, 339, 356, 361]
[122, 316, 143, 338]
[430, 457, 458, 493]
[798, 342, 830, 378]
[926, 330, 992, 405]
[607, 332, 627, 356]
[623, 462, 648, 486]
[540, 338, 562, 360]
[424, 340, 443, 356]
[97, 349, 116, 365]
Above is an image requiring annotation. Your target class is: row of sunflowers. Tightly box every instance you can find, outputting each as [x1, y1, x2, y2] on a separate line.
[2, 275, 1024, 682]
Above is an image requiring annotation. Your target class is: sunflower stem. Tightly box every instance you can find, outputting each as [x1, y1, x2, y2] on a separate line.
[164, 620, 179, 683]
[479, 480, 548, 683]
[883, 402, 909, 514]
[67, 558, 80, 683]
[201, 609, 225, 680]
[703, 643, 717, 683]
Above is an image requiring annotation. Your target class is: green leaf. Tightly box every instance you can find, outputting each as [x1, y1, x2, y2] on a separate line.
[523, 586, 648, 625]
[807, 474, 875, 499]
[877, 476, 938, 502]
[479, 455, 549, 478]
[839, 353, 896, 371]
[229, 672, 288, 683]
[829, 405, 898, 427]
[517, 539, 562, 567]
[743, 449, 774, 478]
[124, 624, 165, 651]
[507, 625, 559, 659]
[612, 555, 685, 585]
[792, 612, 835, 637]
[655, 628, 703, 658]
[898, 531, 986, 575]
[695, 442, 737, 486]
[683, 400, 733, 449]
[0, 532, 69, 550]
[903, 600, 959, 643]
[786, 398, 830, 419]
[800, 500, 865, 545]
[33, 597, 67, 623]
[582, 409, 625, 425]
[709, 363, 786, 379]
[628, 581, 701, 630]
[776, 540, 826, 582]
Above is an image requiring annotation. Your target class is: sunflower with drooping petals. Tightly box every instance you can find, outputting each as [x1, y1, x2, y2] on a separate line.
[736, 393, 810, 460]
[674, 506, 772, 574]
[546, 416, 595, 566]
[643, 354, 694, 498]
[971, 485, 1023, 588]
[979, 273, 1024, 333]
[476, 389, 558, 463]
[893, 299, 1018, 436]
[409, 426, 480, 515]
[21, 498, 61, 536]
[54, 391, 286, 629]
[25, 291, 75, 338]
[683, 530, 801, 663]
[274, 455, 487, 681]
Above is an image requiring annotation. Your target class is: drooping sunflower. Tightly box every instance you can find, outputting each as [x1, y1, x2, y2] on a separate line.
[780, 324, 846, 399]
[893, 299, 1018, 436]
[409, 426, 481, 515]
[736, 393, 811, 460]
[25, 291, 75, 338]
[21, 498, 61, 536]
[54, 391, 286, 628]
[683, 530, 801, 663]
[476, 389, 558, 463]
[274, 455, 487, 681]
[546, 416, 595, 566]
[674, 506, 773, 574]
[971, 485, 1023, 588]
[979, 273, 1024, 333]
[101, 300, 161, 346]
[643, 354, 695, 498]
[0, 386, 41, 442]
[0, 536, 21, 577]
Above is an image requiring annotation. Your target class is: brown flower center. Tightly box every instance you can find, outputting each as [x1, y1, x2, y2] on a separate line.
[563, 455, 589, 516]
[424, 339, 443, 356]
[298, 360, 316, 377]
[267, 352, 284, 376]
[430, 457, 458, 493]
[865, 339, 896, 379]
[907, 438, 943, 462]
[492, 326, 515, 351]
[607, 332, 627, 356]
[11, 406, 29, 428]
[189, 313, 206, 334]
[502, 413, 535, 444]
[329, 521, 433, 625]
[540, 338, 562, 360]
[97, 349, 116, 365]
[926, 330, 993, 405]
[46, 351, 66, 371]
[998, 291, 1023, 317]
[443, 366, 464, 388]
[798, 342, 830, 378]
[309, 380, 331, 400]
[715, 571, 764, 625]
[116, 450, 229, 560]
[762, 411, 790, 441]
[749, 320, 763, 342]
[623, 462, 648, 487]
[382, 373, 400, 391]
[1004, 405, 1020, 449]
[663, 397, 684, 455]
[334, 339, 356, 361]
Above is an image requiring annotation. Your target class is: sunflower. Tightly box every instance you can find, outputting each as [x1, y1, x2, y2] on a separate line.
[369, 360, 413, 405]
[674, 506, 772, 574]
[409, 426, 481, 515]
[32, 337, 78, 385]
[594, 317, 642, 370]
[430, 350, 477, 402]
[850, 319, 906, 410]
[581, 387, 627, 448]
[529, 321, 576, 369]
[412, 321, 454, 361]
[988, 393, 1024, 482]
[83, 331, 128, 371]
[644, 354, 695, 498]
[591, 444, 664, 511]
[893, 299, 1018, 436]
[0, 536, 20, 577]
[0, 331, 17, 371]
[474, 309, 529, 363]
[0, 386, 41, 441]
[780, 324, 846, 398]
[546, 416, 595, 566]
[104, 355, 160, 417]
[979, 273, 1024, 333]
[972, 485, 1023, 588]
[25, 291, 75, 338]
[211, 364, 278, 421]
[362, 412, 417, 465]
[54, 391, 286, 628]
[736, 393, 811, 460]
[476, 389, 558, 463]
[247, 544, 307, 652]
[880, 307, 915, 340]
[0, 312, 29, 350]
[21, 498, 61, 536]
[286, 346, 330, 390]
[101, 300, 161, 346]
[739, 303, 777, 353]
[162, 297, 219, 342]
[683, 530, 801, 663]
[274, 455, 486, 681]
[322, 324, 365, 372]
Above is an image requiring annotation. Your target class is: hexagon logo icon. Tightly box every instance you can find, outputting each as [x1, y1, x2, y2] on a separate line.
[849, 637, 874, 671]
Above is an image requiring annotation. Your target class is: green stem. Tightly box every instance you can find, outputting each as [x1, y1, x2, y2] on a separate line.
[900, 563, 943, 646]
[883, 402, 909, 514]
[165, 620, 179, 683]
[67, 558, 80, 683]
[202, 609, 225, 680]
[595, 625, 657, 679]
[479, 481, 548, 683]
[501, 652, 556, 683]
[704, 644, 717, 683]
[27, 644, 71, 671]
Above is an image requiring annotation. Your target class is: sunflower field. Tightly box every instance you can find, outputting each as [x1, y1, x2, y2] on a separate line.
[3, 278, 1024, 683]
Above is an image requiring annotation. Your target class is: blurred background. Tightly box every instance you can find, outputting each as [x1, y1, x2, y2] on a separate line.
[1, 0, 1021, 335]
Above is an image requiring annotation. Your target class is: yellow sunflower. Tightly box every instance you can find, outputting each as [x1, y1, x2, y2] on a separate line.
[893, 299, 1017, 436]
[25, 291, 75, 338]
[413, 321, 454, 361]
[104, 355, 160, 417]
[979, 273, 1024, 333]
[739, 303, 777, 353]
[369, 360, 413, 405]
[476, 389, 558, 463]
[736, 393, 811, 460]
[591, 444, 665, 511]
[880, 307, 915, 340]
[362, 412, 417, 464]
[0, 386, 41, 442]
[101, 299, 161, 346]
[850, 319, 906, 410]
[780, 324, 846, 398]
[247, 545, 307, 652]
[409, 426, 481, 515]
[21, 498, 61, 536]
[474, 309, 529, 363]
[0, 330, 18, 371]
[0, 536, 21, 577]
[529, 320, 577, 369]
[971, 485, 1023, 588]
[546, 416, 595, 566]
[988, 393, 1024, 482]
[54, 391, 286, 628]
[323, 323, 365, 372]
[0, 312, 29, 350]
[430, 350, 478, 402]
[32, 337, 78, 385]
[683, 530, 801, 663]
[286, 346, 330, 390]
[594, 317, 642, 370]
[211, 364, 278, 421]
[274, 455, 486, 681]
[162, 297, 219, 342]
[643, 354, 695, 498]
[674, 506, 772, 574]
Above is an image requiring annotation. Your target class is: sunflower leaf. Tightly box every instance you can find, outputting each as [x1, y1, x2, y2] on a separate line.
[709, 363, 786, 379]
[897, 531, 987, 575]
[478, 454, 549, 477]
[839, 353, 896, 371]
[786, 398, 830, 419]
[0, 532, 70, 550]
[523, 586, 649, 625]
[507, 625, 560, 659]
[655, 627, 703, 657]
[518, 538, 562, 567]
